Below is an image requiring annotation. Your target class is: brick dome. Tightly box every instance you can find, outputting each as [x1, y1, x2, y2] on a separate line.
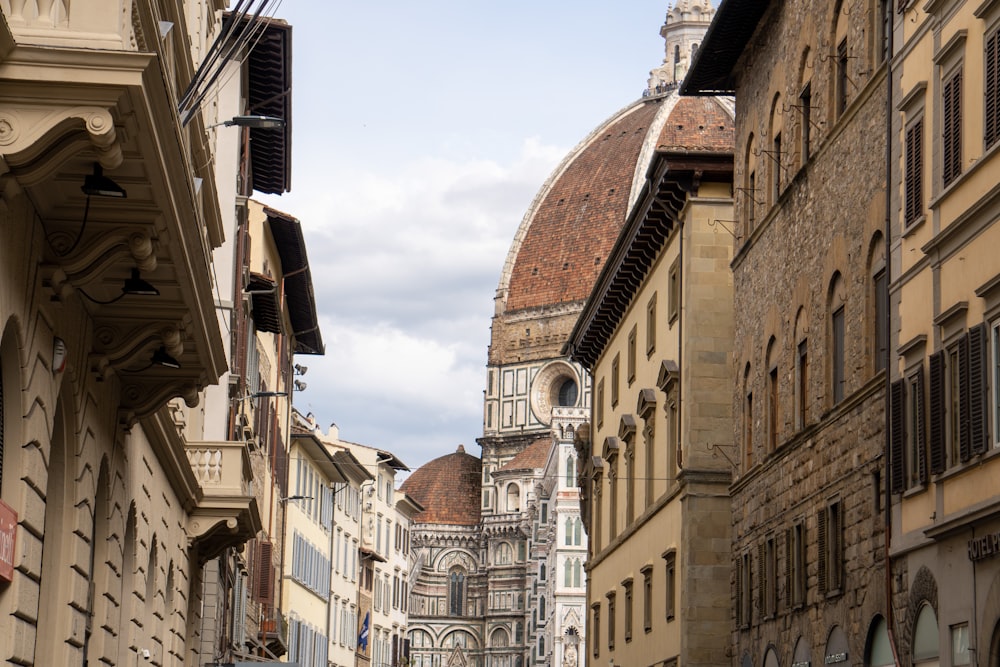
[400, 445, 482, 526]
[498, 95, 673, 314]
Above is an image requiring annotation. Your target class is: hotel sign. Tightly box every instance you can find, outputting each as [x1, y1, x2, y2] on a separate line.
[0, 499, 17, 582]
[968, 531, 1000, 562]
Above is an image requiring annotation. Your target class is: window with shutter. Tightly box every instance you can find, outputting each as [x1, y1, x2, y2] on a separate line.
[757, 542, 766, 619]
[942, 68, 963, 186]
[890, 380, 906, 493]
[735, 553, 743, 627]
[968, 324, 989, 456]
[929, 350, 946, 474]
[959, 333, 973, 462]
[909, 368, 927, 486]
[904, 118, 923, 225]
[986, 28, 999, 148]
[254, 539, 274, 604]
[818, 506, 828, 594]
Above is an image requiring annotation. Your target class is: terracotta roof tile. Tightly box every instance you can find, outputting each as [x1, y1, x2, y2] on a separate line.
[400, 445, 481, 526]
[656, 96, 735, 153]
[505, 98, 665, 312]
[501, 438, 552, 471]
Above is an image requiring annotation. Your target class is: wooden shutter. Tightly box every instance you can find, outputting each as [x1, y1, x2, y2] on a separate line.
[987, 29, 1000, 148]
[959, 333, 972, 462]
[818, 507, 828, 595]
[905, 118, 923, 225]
[914, 369, 927, 484]
[890, 380, 906, 493]
[929, 350, 946, 474]
[253, 539, 274, 604]
[970, 323, 989, 455]
[784, 528, 792, 610]
[757, 542, 766, 617]
[943, 69, 963, 186]
[735, 554, 743, 626]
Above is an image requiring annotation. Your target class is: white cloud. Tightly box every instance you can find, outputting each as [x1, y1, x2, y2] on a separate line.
[271, 138, 565, 467]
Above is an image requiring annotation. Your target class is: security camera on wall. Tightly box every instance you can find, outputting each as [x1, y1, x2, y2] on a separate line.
[141, 649, 151, 661]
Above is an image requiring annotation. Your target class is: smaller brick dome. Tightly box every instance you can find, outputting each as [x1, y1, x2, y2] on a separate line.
[401, 445, 482, 526]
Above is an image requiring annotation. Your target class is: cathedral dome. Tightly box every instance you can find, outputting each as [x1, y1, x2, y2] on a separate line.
[497, 95, 671, 316]
[400, 445, 482, 526]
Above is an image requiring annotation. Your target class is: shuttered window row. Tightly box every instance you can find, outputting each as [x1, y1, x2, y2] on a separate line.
[891, 324, 990, 493]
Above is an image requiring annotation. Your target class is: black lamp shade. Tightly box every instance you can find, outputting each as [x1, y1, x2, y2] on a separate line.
[81, 164, 127, 198]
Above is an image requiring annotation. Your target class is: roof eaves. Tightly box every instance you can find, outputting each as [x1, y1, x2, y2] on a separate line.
[680, 0, 772, 96]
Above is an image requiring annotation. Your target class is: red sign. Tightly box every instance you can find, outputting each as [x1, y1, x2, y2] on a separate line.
[0, 499, 17, 582]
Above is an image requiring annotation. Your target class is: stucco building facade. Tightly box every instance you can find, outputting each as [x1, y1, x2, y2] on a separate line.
[567, 92, 735, 667]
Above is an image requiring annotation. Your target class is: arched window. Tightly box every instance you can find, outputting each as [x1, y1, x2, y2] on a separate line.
[573, 558, 582, 587]
[449, 567, 466, 616]
[574, 517, 582, 545]
[794, 307, 809, 430]
[833, 0, 850, 118]
[515, 622, 523, 644]
[743, 363, 753, 470]
[490, 628, 509, 647]
[867, 232, 887, 374]
[506, 484, 520, 513]
[912, 604, 940, 666]
[769, 93, 784, 204]
[829, 272, 847, 405]
[744, 133, 758, 238]
[565, 455, 576, 486]
[495, 542, 513, 565]
[565, 517, 573, 545]
[766, 337, 779, 452]
[564, 558, 572, 586]
[539, 595, 546, 616]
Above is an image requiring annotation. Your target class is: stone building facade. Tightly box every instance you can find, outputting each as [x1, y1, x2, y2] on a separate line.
[567, 92, 735, 667]
[685, 0, 892, 664]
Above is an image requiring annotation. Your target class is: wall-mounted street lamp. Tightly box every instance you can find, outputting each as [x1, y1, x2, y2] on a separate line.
[279, 495, 313, 504]
[208, 114, 285, 130]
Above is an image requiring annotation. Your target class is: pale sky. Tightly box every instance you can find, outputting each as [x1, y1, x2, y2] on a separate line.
[259, 1, 677, 473]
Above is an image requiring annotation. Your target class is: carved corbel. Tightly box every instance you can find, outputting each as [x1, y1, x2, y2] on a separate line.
[0, 105, 123, 180]
[91, 324, 182, 378]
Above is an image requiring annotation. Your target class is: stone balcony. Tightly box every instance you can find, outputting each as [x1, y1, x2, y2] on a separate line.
[185, 440, 260, 562]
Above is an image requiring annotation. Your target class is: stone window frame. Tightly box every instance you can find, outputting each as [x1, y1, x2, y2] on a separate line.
[662, 549, 677, 622]
[766, 336, 780, 453]
[611, 353, 620, 408]
[982, 3, 1000, 150]
[743, 362, 754, 471]
[646, 292, 657, 357]
[606, 590, 617, 650]
[641, 564, 654, 633]
[668, 259, 681, 325]
[934, 30, 967, 191]
[818, 497, 845, 597]
[622, 577, 634, 643]
[899, 81, 928, 231]
[591, 602, 601, 659]
[868, 231, 889, 375]
[794, 306, 810, 431]
[743, 133, 758, 240]
[768, 91, 785, 206]
[627, 324, 637, 386]
[828, 272, 848, 406]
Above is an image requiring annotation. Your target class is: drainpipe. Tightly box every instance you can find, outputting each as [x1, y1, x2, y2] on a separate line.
[883, 3, 902, 664]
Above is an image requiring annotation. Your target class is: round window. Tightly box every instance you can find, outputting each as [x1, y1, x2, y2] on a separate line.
[556, 378, 578, 406]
